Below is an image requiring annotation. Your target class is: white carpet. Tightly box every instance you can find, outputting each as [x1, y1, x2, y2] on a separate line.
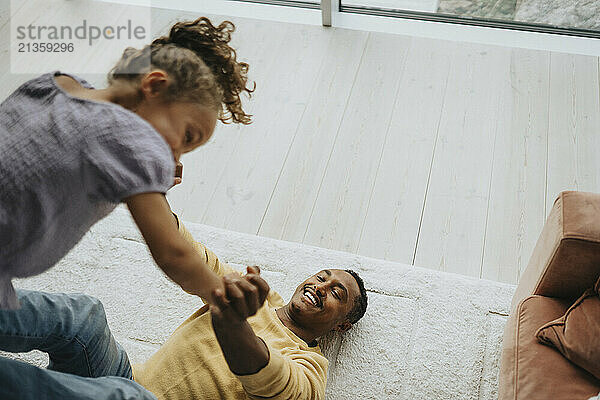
[6, 208, 516, 400]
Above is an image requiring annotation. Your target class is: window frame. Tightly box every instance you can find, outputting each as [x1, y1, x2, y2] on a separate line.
[98, 0, 600, 56]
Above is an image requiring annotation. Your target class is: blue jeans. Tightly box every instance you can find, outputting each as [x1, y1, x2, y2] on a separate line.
[0, 290, 157, 400]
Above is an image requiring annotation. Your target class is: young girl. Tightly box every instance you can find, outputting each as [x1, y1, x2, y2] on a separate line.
[0, 17, 253, 309]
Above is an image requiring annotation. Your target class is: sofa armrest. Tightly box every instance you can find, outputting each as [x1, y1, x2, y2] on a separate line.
[511, 191, 600, 312]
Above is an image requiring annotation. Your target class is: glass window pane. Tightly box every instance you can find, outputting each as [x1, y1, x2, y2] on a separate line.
[238, 0, 320, 6]
[342, 0, 439, 13]
[340, 0, 600, 34]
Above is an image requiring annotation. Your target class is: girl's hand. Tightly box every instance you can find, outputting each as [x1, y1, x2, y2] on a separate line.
[212, 269, 270, 324]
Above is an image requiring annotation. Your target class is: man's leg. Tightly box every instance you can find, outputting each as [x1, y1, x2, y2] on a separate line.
[0, 356, 156, 400]
[0, 289, 130, 378]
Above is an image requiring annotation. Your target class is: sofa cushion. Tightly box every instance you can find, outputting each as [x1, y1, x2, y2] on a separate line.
[536, 280, 600, 380]
[499, 295, 600, 400]
[512, 191, 600, 312]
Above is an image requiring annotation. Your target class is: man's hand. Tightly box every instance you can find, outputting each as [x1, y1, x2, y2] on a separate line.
[210, 267, 271, 375]
[211, 266, 270, 325]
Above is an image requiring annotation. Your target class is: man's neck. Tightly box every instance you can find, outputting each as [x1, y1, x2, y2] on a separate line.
[276, 306, 318, 346]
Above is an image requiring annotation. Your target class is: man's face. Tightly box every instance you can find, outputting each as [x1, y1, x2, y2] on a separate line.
[288, 269, 360, 335]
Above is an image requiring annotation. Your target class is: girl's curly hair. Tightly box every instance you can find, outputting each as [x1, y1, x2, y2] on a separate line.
[108, 17, 254, 124]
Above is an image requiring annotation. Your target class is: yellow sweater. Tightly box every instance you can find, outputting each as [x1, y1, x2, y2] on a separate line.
[132, 219, 328, 400]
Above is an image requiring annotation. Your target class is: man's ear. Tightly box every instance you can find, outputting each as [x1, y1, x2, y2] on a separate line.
[334, 321, 352, 333]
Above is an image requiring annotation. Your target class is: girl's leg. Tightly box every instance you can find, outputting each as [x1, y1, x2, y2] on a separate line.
[0, 289, 131, 378]
[0, 356, 157, 400]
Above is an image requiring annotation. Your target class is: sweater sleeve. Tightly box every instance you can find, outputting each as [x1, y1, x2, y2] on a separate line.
[236, 344, 328, 400]
[174, 214, 285, 308]
[176, 215, 239, 277]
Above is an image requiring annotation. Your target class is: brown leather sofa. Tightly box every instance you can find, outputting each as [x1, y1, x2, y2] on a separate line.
[499, 191, 600, 400]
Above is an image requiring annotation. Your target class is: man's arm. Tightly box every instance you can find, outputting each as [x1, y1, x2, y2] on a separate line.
[211, 272, 327, 400]
[173, 213, 239, 278]
[212, 315, 270, 375]
[211, 268, 271, 375]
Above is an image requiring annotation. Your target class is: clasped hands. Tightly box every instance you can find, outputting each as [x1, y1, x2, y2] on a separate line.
[210, 266, 270, 327]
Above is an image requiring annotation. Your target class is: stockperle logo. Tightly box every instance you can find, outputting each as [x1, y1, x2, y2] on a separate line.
[10, 0, 151, 74]
[15, 19, 147, 46]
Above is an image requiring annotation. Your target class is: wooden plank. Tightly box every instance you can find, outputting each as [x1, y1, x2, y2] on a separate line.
[0, 0, 11, 83]
[302, 32, 412, 253]
[546, 52, 600, 212]
[356, 37, 454, 264]
[481, 48, 549, 284]
[75, 5, 209, 88]
[0, 0, 11, 32]
[0, 0, 69, 95]
[198, 22, 331, 234]
[257, 28, 368, 242]
[165, 16, 294, 221]
[1, 1, 159, 92]
[70, 3, 139, 85]
[413, 43, 511, 277]
[0, 4, 200, 93]
[149, 6, 190, 35]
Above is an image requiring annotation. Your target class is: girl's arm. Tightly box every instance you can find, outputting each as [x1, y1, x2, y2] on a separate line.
[125, 192, 225, 304]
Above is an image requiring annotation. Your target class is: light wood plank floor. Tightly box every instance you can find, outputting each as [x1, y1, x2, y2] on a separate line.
[1, 2, 599, 284]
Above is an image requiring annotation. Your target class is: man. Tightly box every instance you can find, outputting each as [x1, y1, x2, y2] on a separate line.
[0, 214, 368, 400]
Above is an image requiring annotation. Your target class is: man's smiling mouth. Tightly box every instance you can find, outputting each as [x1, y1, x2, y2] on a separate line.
[303, 286, 321, 308]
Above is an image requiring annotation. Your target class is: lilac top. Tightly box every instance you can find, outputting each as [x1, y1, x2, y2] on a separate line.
[0, 71, 175, 308]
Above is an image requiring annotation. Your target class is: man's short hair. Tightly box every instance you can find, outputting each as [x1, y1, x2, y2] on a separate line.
[344, 269, 367, 324]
